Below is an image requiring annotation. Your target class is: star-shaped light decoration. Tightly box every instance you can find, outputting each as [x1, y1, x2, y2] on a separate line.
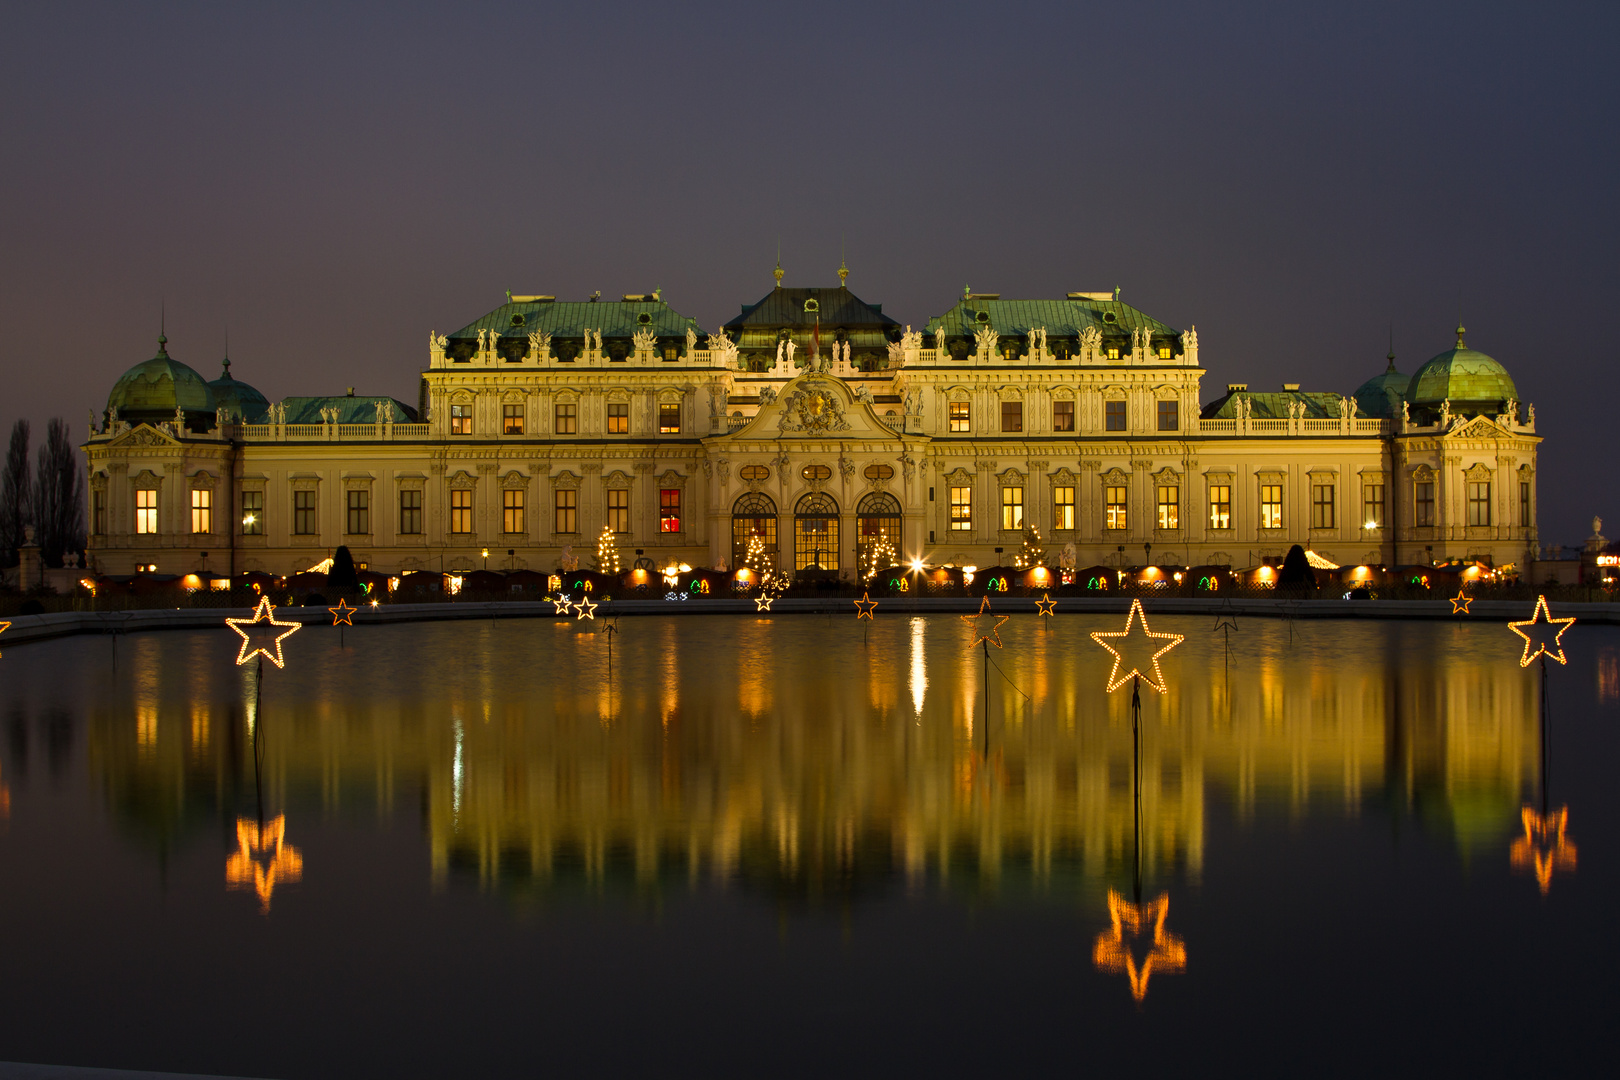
[1090, 598, 1184, 693]
[1450, 590, 1473, 615]
[1508, 595, 1576, 667]
[574, 594, 598, 620]
[1510, 806, 1577, 895]
[854, 592, 878, 620]
[329, 599, 356, 626]
[1212, 607, 1238, 634]
[550, 595, 573, 615]
[755, 594, 775, 612]
[1035, 593, 1057, 617]
[962, 595, 1011, 650]
[225, 814, 304, 914]
[0, 620, 9, 658]
[1092, 890, 1186, 1002]
[225, 597, 302, 668]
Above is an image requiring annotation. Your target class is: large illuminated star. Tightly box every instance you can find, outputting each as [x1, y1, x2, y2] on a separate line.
[1092, 890, 1186, 1003]
[854, 592, 878, 620]
[1090, 599, 1184, 693]
[225, 597, 302, 668]
[1508, 594, 1576, 667]
[574, 594, 598, 620]
[1450, 590, 1472, 615]
[962, 596, 1011, 650]
[328, 599, 356, 626]
[755, 594, 774, 612]
[1035, 593, 1057, 617]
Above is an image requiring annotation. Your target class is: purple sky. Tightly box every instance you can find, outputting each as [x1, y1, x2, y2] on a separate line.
[2, 0, 1614, 545]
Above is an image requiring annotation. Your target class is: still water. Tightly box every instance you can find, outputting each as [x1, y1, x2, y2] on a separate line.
[0, 612, 1613, 1078]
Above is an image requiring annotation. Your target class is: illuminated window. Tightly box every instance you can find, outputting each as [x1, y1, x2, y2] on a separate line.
[92, 489, 107, 536]
[740, 465, 770, 482]
[801, 464, 832, 482]
[1107, 346, 1121, 360]
[554, 403, 577, 435]
[398, 489, 422, 534]
[659, 402, 681, 434]
[1001, 486, 1024, 530]
[1520, 481, 1531, 526]
[1053, 400, 1074, 432]
[607, 402, 628, 434]
[1053, 486, 1075, 531]
[502, 404, 524, 435]
[660, 488, 681, 533]
[1157, 345, 1173, 360]
[1209, 485, 1231, 529]
[1415, 482, 1435, 527]
[136, 488, 158, 534]
[1311, 484, 1335, 529]
[293, 490, 316, 535]
[346, 490, 369, 535]
[554, 489, 577, 534]
[1157, 400, 1178, 431]
[607, 488, 629, 533]
[1105, 400, 1126, 431]
[949, 486, 972, 530]
[450, 403, 472, 435]
[793, 491, 839, 571]
[1363, 484, 1385, 528]
[949, 401, 970, 432]
[1260, 485, 1283, 530]
[503, 489, 524, 534]
[1105, 486, 1127, 530]
[1001, 401, 1023, 432]
[864, 464, 894, 481]
[191, 488, 211, 534]
[450, 489, 472, 534]
[241, 490, 263, 535]
[1468, 481, 1491, 526]
[1157, 485, 1179, 530]
[731, 491, 778, 566]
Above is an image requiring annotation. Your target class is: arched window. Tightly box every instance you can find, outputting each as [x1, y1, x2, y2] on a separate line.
[794, 491, 840, 573]
[856, 491, 902, 554]
[732, 491, 778, 567]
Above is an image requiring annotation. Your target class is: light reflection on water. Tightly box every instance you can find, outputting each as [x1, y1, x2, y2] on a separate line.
[0, 613, 1613, 1076]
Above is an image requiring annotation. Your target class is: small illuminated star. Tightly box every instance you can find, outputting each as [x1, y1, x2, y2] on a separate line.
[225, 597, 302, 668]
[1508, 594, 1576, 667]
[1035, 593, 1057, 617]
[962, 596, 1011, 650]
[329, 599, 356, 626]
[755, 595, 774, 612]
[1450, 590, 1473, 615]
[854, 592, 878, 620]
[1090, 598, 1184, 693]
[550, 595, 573, 615]
[574, 595, 598, 620]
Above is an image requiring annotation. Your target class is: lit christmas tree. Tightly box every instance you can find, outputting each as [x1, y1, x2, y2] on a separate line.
[742, 531, 773, 585]
[1013, 525, 1046, 569]
[860, 536, 898, 582]
[594, 525, 621, 574]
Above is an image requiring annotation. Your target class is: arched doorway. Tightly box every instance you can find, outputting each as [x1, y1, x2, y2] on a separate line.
[794, 492, 840, 574]
[731, 492, 778, 568]
[856, 491, 902, 563]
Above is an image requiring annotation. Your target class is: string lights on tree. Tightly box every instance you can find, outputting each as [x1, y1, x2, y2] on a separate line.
[1012, 525, 1046, 570]
[859, 536, 897, 583]
[1090, 599, 1184, 693]
[226, 597, 303, 669]
[742, 532, 772, 582]
[595, 525, 621, 575]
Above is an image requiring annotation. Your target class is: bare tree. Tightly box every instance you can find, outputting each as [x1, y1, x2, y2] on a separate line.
[0, 419, 29, 567]
[32, 419, 83, 568]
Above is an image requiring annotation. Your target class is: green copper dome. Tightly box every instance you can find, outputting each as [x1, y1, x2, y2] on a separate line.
[1352, 352, 1410, 419]
[207, 357, 269, 422]
[106, 336, 214, 423]
[1404, 327, 1518, 412]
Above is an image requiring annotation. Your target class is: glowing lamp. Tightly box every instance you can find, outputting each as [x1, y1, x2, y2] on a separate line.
[909, 558, 925, 573]
[447, 575, 464, 596]
[388, 576, 400, 592]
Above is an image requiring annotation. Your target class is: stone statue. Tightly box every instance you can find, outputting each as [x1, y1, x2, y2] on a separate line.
[902, 327, 921, 352]
[1439, 400, 1452, 426]
[174, 406, 186, 425]
[714, 555, 728, 572]
[1180, 327, 1197, 353]
[1061, 542, 1078, 569]
[905, 389, 923, 416]
[783, 338, 796, 368]
[706, 332, 738, 369]
[758, 385, 778, 406]
[215, 406, 229, 429]
[1593, 517, 1603, 537]
[687, 327, 698, 354]
[887, 340, 905, 367]
[717, 460, 730, 485]
[974, 324, 998, 356]
[88, 408, 98, 435]
[560, 545, 579, 572]
[375, 400, 390, 424]
[430, 331, 448, 353]
[632, 327, 657, 353]
[1401, 401, 1410, 424]
[853, 385, 873, 404]
[838, 456, 855, 481]
[1527, 403, 1536, 427]
[108, 405, 119, 427]
[702, 459, 714, 480]
[1081, 325, 1103, 357]
[528, 330, 551, 359]
[1345, 396, 1358, 420]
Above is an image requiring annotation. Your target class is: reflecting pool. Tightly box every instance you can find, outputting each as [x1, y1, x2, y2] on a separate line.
[0, 613, 1614, 1077]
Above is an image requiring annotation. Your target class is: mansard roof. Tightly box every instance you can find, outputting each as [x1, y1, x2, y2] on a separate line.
[449, 298, 703, 340]
[279, 396, 418, 424]
[1200, 389, 1347, 420]
[926, 296, 1178, 339]
[724, 287, 900, 332]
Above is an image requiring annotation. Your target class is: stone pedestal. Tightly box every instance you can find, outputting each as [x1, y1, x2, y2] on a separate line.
[17, 542, 41, 592]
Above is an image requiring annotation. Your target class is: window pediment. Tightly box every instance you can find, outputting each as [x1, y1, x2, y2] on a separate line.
[603, 470, 631, 488]
[1101, 467, 1130, 485]
[500, 470, 529, 489]
[1463, 462, 1493, 481]
[551, 471, 580, 489]
[448, 470, 477, 488]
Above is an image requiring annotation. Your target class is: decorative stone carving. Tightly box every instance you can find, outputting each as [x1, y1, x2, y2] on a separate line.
[1030, 326, 1047, 353]
[702, 460, 714, 480]
[527, 330, 551, 359]
[687, 327, 698, 354]
[758, 385, 778, 406]
[430, 331, 448, 354]
[1080, 326, 1102, 356]
[887, 340, 905, 366]
[632, 327, 657, 353]
[706, 331, 738, 369]
[974, 324, 998, 356]
[717, 459, 730, 485]
[838, 456, 855, 482]
[777, 381, 852, 434]
[853, 385, 873, 404]
[899, 453, 916, 480]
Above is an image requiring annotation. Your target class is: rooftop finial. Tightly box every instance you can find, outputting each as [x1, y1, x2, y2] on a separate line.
[774, 241, 783, 288]
[1386, 324, 1396, 371]
[838, 234, 848, 287]
[158, 299, 167, 355]
[1455, 322, 1467, 348]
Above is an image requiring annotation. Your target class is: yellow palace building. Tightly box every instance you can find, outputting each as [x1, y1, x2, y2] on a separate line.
[84, 273, 1540, 578]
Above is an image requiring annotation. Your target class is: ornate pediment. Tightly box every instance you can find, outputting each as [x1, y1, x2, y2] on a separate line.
[1050, 467, 1077, 485]
[603, 470, 631, 488]
[108, 424, 180, 449]
[1449, 415, 1508, 439]
[447, 470, 477, 487]
[551, 471, 580, 490]
[1101, 467, 1130, 485]
[1463, 461, 1494, 481]
[730, 371, 906, 441]
[501, 470, 530, 488]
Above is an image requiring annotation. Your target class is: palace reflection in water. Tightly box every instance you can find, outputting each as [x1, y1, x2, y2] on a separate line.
[72, 615, 1544, 918]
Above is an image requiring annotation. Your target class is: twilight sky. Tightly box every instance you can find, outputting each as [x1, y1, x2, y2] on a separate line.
[1, 0, 1614, 545]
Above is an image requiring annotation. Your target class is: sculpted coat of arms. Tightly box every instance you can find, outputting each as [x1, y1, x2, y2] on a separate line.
[777, 381, 851, 434]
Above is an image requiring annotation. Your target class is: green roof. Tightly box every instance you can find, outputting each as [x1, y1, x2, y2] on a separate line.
[1201, 390, 1347, 420]
[724, 286, 899, 331]
[926, 296, 1179, 340]
[449, 298, 702, 341]
[1405, 330, 1517, 408]
[208, 359, 269, 423]
[1352, 358, 1410, 419]
[106, 337, 214, 421]
[279, 396, 417, 424]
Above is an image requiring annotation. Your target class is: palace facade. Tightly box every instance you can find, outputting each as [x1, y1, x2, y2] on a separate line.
[83, 275, 1540, 578]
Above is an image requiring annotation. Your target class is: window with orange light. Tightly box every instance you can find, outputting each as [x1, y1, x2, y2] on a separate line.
[450, 489, 472, 534]
[660, 488, 681, 533]
[136, 488, 158, 534]
[1209, 485, 1231, 529]
[1260, 485, 1283, 530]
[949, 401, 970, 432]
[503, 489, 524, 534]
[1105, 486, 1127, 530]
[1053, 486, 1075, 531]
[949, 486, 972, 530]
[1156, 485, 1178, 530]
[190, 488, 212, 534]
[1001, 486, 1024, 530]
